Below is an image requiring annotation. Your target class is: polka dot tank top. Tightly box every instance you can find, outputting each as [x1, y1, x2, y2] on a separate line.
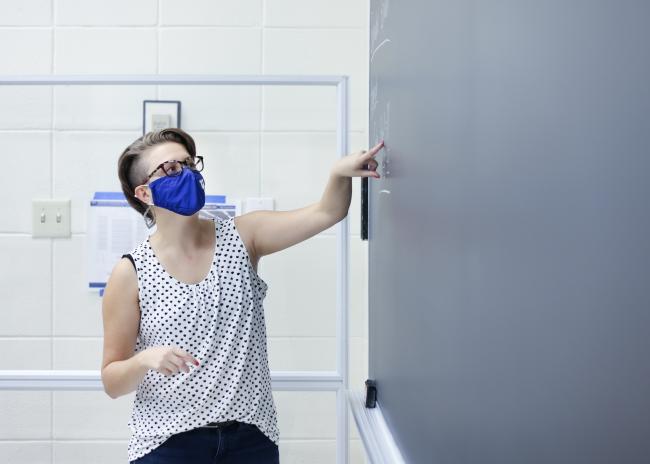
[122, 216, 279, 462]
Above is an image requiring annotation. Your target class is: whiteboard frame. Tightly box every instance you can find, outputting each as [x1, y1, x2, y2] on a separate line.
[348, 389, 406, 464]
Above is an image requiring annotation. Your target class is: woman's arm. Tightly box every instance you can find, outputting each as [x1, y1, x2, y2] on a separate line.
[100, 258, 149, 399]
[241, 141, 384, 259]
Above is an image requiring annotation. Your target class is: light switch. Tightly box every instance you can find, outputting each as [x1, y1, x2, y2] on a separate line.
[32, 199, 71, 238]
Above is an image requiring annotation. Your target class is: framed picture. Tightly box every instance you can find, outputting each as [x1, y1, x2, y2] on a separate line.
[142, 100, 181, 134]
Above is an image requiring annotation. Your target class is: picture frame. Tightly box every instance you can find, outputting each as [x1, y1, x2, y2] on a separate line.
[142, 100, 181, 134]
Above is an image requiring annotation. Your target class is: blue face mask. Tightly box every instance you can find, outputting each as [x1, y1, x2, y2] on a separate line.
[148, 166, 206, 216]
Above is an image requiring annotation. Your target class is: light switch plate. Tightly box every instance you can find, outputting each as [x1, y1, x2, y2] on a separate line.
[32, 199, 71, 238]
[244, 197, 274, 213]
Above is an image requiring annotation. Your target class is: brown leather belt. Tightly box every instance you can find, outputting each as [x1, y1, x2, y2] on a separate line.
[200, 420, 238, 428]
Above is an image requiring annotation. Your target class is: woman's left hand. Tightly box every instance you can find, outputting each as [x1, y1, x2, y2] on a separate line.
[331, 140, 384, 179]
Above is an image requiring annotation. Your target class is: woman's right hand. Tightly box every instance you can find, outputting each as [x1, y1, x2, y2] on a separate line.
[139, 346, 200, 377]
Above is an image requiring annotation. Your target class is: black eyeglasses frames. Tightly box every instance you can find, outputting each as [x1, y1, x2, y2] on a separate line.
[142, 155, 204, 184]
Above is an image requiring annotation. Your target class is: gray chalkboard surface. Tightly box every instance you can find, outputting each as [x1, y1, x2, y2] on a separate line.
[368, 1, 650, 463]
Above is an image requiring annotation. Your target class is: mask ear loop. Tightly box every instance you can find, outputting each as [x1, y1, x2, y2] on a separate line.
[143, 204, 156, 229]
[135, 185, 156, 229]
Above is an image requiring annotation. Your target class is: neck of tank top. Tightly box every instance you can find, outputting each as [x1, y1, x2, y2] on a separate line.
[146, 218, 218, 286]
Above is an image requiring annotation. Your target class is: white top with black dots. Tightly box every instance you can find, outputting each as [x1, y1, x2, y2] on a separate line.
[123, 216, 279, 462]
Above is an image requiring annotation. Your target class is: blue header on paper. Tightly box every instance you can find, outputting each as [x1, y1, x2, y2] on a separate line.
[93, 192, 125, 200]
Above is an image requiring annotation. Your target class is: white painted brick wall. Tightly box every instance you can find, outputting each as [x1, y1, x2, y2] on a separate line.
[0, 1, 369, 462]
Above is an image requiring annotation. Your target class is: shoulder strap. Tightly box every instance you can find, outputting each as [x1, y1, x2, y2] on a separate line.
[121, 253, 136, 271]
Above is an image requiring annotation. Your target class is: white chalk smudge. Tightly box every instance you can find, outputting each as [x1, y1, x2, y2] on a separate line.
[380, 0, 390, 25]
[370, 77, 378, 113]
[370, 38, 392, 63]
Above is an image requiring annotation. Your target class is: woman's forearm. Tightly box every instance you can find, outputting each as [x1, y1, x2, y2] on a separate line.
[102, 350, 150, 399]
[319, 171, 352, 220]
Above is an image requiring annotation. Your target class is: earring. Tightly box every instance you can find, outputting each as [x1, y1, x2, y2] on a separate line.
[143, 204, 155, 229]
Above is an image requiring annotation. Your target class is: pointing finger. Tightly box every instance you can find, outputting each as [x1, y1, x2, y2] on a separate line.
[364, 140, 385, 158]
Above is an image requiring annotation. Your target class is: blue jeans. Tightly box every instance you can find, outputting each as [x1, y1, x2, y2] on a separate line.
[129, 421, 279, 464]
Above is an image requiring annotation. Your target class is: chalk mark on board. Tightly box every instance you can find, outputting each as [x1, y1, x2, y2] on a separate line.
[380, 0, 391, 25]
[370, 38, 392, 63]
[379, 189, 391, 194]
[371, 19, 379, 49]
[370, 0, 390, 49]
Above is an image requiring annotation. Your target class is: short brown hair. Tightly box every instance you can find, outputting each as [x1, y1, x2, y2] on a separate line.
[117, 128, 197, 227]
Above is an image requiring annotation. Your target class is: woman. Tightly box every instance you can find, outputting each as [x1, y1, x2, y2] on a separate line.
[100, 127, 383, 463]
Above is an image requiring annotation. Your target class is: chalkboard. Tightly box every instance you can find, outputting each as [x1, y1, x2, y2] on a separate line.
[367, 1, 650, 462]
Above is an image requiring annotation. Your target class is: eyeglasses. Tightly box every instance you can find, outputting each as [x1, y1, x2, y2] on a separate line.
[142, 155, 204, 184]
